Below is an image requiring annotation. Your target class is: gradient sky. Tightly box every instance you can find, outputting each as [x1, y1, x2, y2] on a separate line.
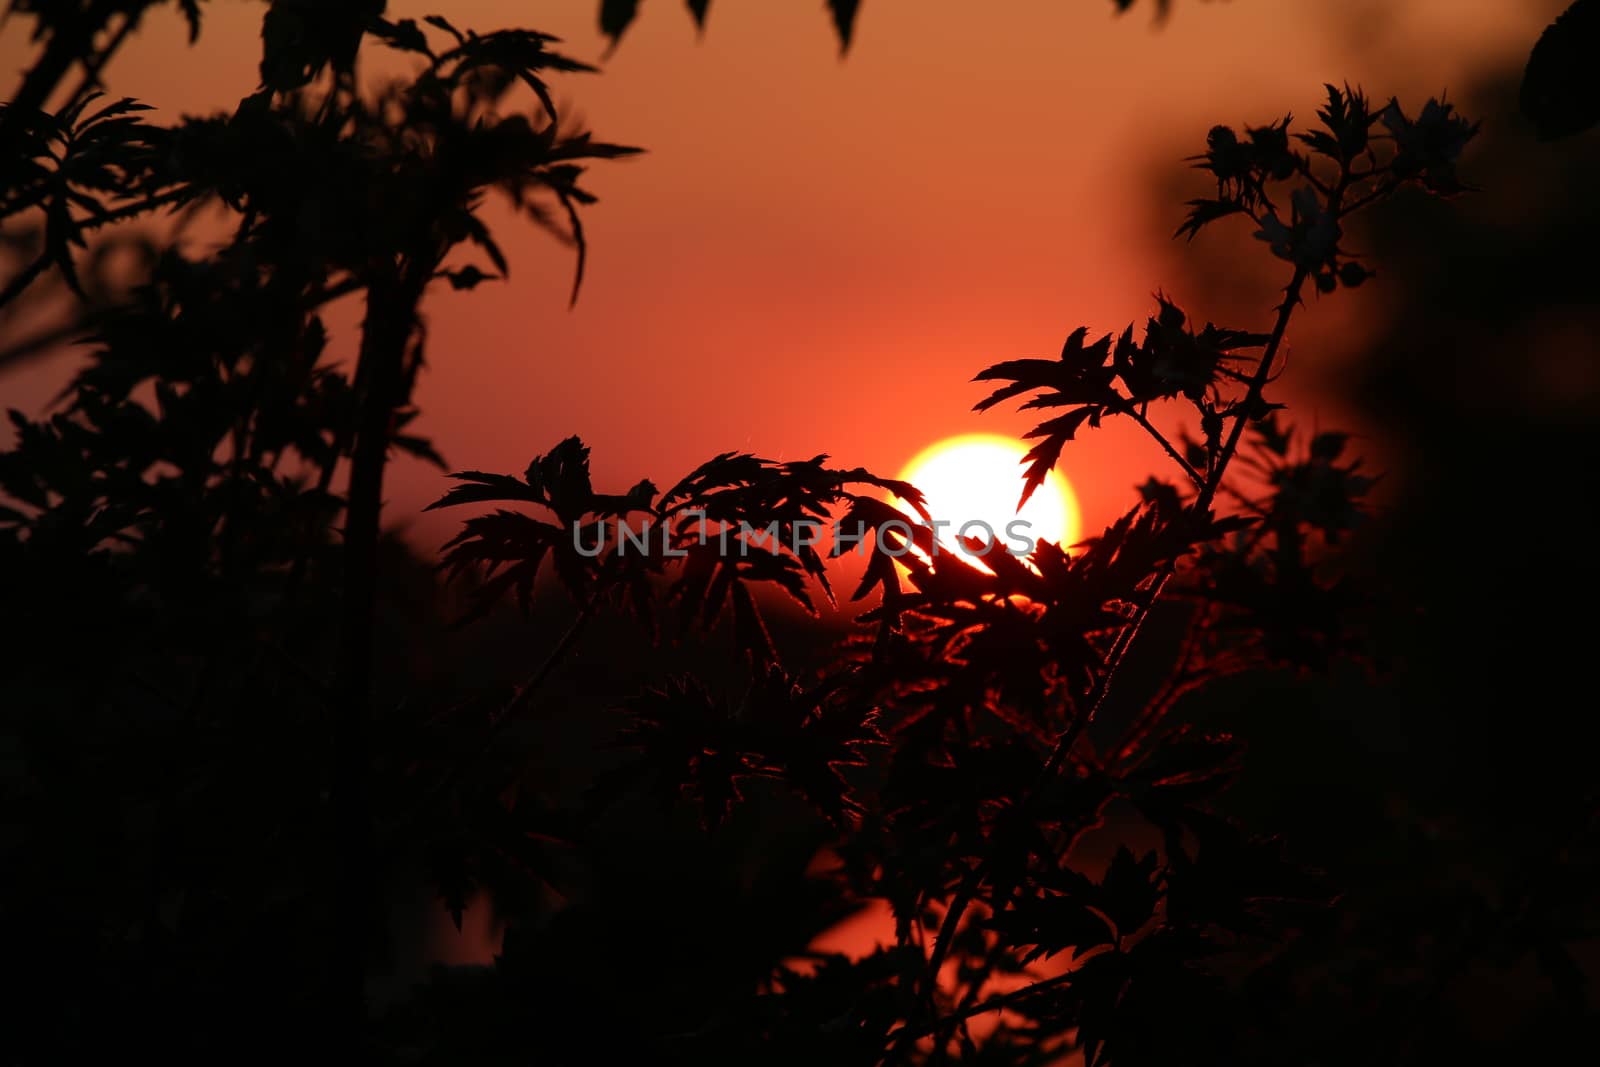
[0, 0, 1555, 548]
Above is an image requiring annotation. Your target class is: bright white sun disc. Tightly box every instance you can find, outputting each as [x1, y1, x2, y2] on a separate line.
[894, 433, 1081, 563]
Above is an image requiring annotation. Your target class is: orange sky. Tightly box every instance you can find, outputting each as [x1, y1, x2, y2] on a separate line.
[0, 0, 1554, 549]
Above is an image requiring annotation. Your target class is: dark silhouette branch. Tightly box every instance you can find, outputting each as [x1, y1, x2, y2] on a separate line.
[1128, 407, 1205, 487]
[332, 256, 433, 1041]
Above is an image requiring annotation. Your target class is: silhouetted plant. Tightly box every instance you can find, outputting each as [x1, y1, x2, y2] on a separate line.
[421, 84, 1480, 1063]
[2, 3, 637, 1055]
[9, 6, 1567, 1066]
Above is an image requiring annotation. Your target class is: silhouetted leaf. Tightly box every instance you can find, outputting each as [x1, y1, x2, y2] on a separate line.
[827, 0, 862, 53]
[599, 0, 640, 51]
[1381, 96, 1480, 195]
[1175, 197, 1247, 241]
[439, 265, 499, 290]
[990, 893, 1116, 963]
[368, 17, 433, 57]
[178, 0, 203, 42]
[423, 15, 467, 46]
[1018, 408, 1096, 510]
[258, 0, 377, 91]
[1097, 846, 1162, 938]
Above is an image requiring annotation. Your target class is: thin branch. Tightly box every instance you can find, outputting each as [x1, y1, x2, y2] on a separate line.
[1128, 408, 1205, 488]
[1340, 178, 1400, 217]
[1038, 569, 1172, 780]
[917, 862, 982, 1010]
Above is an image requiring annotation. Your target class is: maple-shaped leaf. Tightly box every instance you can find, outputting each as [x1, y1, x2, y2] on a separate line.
[524, 436, 596, 523]
[1095, 846, 1163, 940]
[742, 665, 885, 825]
[989, 891, 1116, 964]
[429, 437, 660, 618]
[618, 675, 754, 828]
[973, 327, 1121, 508]
[1381, 96, 1480, 196]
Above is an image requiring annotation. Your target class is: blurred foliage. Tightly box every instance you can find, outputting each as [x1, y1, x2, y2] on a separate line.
[1161, 55, 1600, 1064]
[593, 0, 1214, 55]
[1521, 0, 1600, 140]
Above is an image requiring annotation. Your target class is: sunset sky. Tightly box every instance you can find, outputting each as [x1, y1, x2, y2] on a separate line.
[0, 0, 1555, 545]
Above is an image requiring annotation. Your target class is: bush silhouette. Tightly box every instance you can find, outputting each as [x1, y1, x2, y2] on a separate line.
[2, 3, 1593, 1065]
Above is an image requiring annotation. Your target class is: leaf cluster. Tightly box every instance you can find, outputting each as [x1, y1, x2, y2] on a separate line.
[1183, 85, 1477, 292]
[0, 5, 1520, 1063]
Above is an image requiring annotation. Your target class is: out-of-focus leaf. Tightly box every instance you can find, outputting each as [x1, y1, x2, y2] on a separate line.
[827, 0, 862, 53]
[1521, 0, 1600, 140]
[599, 0, 640, 50]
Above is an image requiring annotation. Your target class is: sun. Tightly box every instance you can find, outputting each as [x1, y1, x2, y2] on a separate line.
[894, 433, 1082, 566]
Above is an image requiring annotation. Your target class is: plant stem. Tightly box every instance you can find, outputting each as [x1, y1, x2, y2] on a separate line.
[1193, 268, 1310, 513]
[915, 265, 1317, 1045]
[918, 862, 981, 1003]
[331, 261, 428, 1047]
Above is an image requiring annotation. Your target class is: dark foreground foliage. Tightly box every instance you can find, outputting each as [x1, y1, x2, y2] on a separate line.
[2, 3, 1596, 1065]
